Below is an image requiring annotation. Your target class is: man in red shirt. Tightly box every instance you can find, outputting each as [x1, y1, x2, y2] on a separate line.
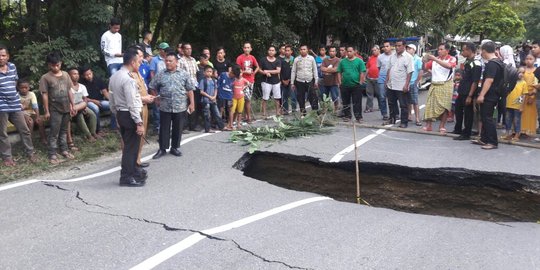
[236, 42, 259, 123]
[365, 45, 380, 113]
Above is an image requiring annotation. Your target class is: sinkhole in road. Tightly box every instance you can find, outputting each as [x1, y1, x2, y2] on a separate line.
[235, 152, 540, 222]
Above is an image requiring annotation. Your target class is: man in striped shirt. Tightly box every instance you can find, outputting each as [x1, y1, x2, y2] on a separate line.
[0, 46, 35, 166]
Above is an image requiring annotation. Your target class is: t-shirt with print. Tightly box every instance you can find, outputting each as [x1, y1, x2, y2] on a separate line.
[39, 71, 73, 113]
[337, 57, 367, 88]
[457, 58, 482, 96]
[481, 60, 504, 102]
[506, 80, 528, 110]
[259, 57, 282, 85]
[20, 91, 38, 116]
[199, 78, 217, 104]
[232, 78, 248, 99]
[218, 72, 234, 100]
[236, 54, 259, 83]
[71, 83, 89, 104]
[214, 59, 232, 75]
[322, 57, 340, 86]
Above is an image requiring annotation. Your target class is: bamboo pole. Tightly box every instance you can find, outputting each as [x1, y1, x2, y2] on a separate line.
[352, 120, 361, 204]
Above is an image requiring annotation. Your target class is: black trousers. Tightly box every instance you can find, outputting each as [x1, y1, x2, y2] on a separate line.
[454, 94, 474, 136]
[159, 110, 186, 150]
[188, 90, 203, 130]
[295, 80, 319, 115]
[480, 100, 498, 146]
[497, 97, 506, 124]
[117, 111, 141, 180]
[387, 89, 409, 123]
[340, 85, 363, 119]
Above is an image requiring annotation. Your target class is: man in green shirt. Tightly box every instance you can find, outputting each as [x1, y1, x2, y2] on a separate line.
[337, 46, 366, 122]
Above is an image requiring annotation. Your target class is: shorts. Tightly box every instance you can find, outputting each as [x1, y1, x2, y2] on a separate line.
[407, 83, 419, 105]
[244, 83, 253, 101]
[231, 97, 245, 114]
[217, 98, 232, 109]
[261, 82, 281, 100]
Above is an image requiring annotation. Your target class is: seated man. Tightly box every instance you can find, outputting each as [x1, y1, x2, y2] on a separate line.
[79, 66, 116, 133]
[68, 68, 99, 144]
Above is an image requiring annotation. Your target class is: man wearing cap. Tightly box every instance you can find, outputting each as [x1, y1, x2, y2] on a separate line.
[405, 44, 423, 126]
[149, 42, 170, 135]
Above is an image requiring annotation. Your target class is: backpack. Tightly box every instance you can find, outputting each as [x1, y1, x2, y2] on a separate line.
[492, 59, 519, 97]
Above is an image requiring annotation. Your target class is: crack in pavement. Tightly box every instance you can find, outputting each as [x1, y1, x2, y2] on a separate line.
[42, 182, 314, 269]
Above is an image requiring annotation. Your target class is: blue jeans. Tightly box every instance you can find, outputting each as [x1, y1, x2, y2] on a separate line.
[151, 104, 160, 132]
[505, 108, 522, 134]
[281, 83, 297, 112]
[203, 103, 224, 132]
[377, 83, 388, 117]
[107, 63, 123, 76]
[87, 100, 116, 131]
[320, 85, 339, 102]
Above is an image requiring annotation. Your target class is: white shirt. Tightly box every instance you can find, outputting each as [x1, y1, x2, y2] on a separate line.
[387, 52, 414, 91]
[101, 30, 123, 66]
[71, 83, 89, 104]
[429, 55, 457, 82]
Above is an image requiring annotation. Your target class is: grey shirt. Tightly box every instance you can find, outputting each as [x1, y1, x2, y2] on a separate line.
[291, 55, 318, 83]
[387, 52, 414, 91]
[109, 66, 143, 124]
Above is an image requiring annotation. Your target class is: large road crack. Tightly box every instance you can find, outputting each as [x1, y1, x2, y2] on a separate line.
[42, 182, 313, 270]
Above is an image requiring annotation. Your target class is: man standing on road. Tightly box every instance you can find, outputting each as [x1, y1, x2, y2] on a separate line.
[422, 43, 457, 134]
[149, 42, 170, 135]
[377, 41, 393, 121]
[291, 45, 319, 117]
[365, 45, 380, 113]
[453, 42, 482, 140]
[405, 44, 424, 126]
[236, 42, 259, 123]
[101, 18, 123, 76]
[280, 44, 296, 115]
[109, 51, 147, 186]
[385, 40, 413, 128]
[473, 41, 503, 150]
[337, 46, 366, 122]
[320, 46, 341, 112]
[0, 46, 35, 166]
[178, 43, 201, 130]
[150, 52, 195, 159]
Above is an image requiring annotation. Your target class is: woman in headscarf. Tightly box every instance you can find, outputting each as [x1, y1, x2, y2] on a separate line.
[496, 45, 517, 128]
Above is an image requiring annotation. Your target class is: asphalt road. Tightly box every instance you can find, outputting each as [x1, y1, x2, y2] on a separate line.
[1, 90, 539, 270]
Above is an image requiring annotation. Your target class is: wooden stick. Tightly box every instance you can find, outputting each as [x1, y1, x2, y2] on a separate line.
[352, 119, 361, 204]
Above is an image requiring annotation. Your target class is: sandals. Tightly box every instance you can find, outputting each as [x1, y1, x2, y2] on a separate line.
[415, 121, 422, 126]
[68, 142, 79, 152]
[439, 128, 447, 135]
[421, 126, 433, 132]
[61, 151, 75, 160]
[49, 155, 60, 165]
[363, 108, 373, 113]
[3, 158, 16, 167]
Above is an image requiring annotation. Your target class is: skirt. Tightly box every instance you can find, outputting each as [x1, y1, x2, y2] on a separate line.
[424, 81, 453, 121]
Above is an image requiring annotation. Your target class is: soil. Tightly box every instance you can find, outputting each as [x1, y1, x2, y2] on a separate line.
[237, 152, 540, 222]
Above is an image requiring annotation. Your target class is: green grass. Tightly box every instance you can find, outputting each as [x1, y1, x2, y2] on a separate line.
[0, 131, 121, 184]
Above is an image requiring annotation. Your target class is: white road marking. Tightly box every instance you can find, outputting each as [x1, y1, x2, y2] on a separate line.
[129, 196, 331, 270]
[0, 132, 218, 190]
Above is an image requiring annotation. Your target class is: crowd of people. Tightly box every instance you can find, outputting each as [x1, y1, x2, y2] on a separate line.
[1, 17, 539, 185]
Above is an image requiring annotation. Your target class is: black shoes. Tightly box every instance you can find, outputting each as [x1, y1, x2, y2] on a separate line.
[453, 135, 470, 141]
[119, 177, 146, 187]
[399, 123, 408, 128]
[152, 149, 166, 159]
[169, 148, 182, 157]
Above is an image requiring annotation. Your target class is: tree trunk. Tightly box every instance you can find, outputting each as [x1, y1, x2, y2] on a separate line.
[143, 0, 150, 32]
[25, 0, 42, 36]
[152, 0, 170, 47]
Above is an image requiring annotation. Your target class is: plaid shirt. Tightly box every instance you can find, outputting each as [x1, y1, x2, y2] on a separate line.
[177, 56, 199, 86]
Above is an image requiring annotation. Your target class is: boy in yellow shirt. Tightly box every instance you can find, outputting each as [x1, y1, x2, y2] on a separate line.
[503, 67, 528, 141]
[18, 80, 47, 145]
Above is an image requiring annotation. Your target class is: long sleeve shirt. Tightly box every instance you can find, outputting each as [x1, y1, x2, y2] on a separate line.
[291, 55, 317, 83]
[100, 30, 123, 66]
[109, 67, 142, 124]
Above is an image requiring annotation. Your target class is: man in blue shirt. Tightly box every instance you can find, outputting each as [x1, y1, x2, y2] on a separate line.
[0, 46, 35, 166]
[406, 44, 424, 126]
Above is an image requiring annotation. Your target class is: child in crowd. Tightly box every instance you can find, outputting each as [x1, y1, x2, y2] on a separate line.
[39, 52, 76, 164]
[521, 54, 538, 136]
[17, 79, 47, 145]
[229, 65, 248, 130]
[218, 66, 235, 130]
[199, 66, 225, 133]
[68, 67, 99, 143]
[448, 69, 461, 123]
[502, 67, 527, 141]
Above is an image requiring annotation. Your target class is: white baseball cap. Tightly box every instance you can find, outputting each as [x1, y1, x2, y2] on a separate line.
[406, 44, 417, 51]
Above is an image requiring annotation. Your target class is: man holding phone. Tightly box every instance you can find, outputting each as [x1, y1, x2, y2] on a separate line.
[149, 52, 195, 159]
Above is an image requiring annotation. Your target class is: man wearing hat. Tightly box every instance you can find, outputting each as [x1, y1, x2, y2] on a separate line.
[405, 44, 423, 126]
[149, 42, 170, 135]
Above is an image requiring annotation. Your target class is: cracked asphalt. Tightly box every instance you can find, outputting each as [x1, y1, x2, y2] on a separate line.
[1, 89, 540, 269]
